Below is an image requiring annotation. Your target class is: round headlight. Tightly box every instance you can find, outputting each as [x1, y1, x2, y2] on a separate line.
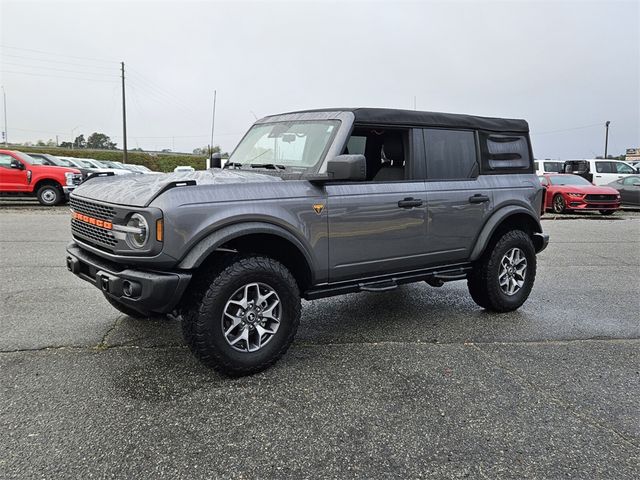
[126, 213, 149, 248]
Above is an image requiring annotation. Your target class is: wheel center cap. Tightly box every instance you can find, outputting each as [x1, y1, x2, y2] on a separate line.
[247, 312, 257, 323]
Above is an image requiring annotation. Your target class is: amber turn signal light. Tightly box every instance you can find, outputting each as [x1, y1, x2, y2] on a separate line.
[156, 219, 164, 242]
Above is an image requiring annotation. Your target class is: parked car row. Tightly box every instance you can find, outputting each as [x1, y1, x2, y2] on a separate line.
[538, 173, 640, 215]
[535, 158, 638, 185]
[0, 149, 161, 205]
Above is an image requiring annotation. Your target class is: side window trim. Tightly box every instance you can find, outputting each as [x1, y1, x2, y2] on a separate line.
[410, 128, 426, 181]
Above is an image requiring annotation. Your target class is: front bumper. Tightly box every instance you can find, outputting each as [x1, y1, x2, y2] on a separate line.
[533, 232, 549, 253]
[63, 186, 76, 196]
[66, 243, 191, 314]
[566, 198, 620, 211]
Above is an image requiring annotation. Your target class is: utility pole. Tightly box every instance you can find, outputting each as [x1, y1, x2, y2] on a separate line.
[604, 120, 610, 159]
[2, 86, 7, 146]
[121, 61, 128, 163]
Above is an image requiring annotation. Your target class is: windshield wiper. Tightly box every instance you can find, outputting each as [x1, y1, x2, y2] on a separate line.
[250, 163, 286, 170]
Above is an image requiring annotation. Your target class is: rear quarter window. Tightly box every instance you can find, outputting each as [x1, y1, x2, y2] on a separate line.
[479, 132, 532, 173]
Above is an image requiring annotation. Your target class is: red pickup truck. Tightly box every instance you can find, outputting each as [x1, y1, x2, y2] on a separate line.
[0, 149, 83, 205]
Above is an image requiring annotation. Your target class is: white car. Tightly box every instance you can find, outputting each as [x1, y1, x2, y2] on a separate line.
[564, 159, 637, 186]
[57, 156, 132, 176]
[174, 165, 195, 172]
[534, 160, 564, 175]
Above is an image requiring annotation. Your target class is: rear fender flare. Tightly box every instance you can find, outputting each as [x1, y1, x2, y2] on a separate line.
[469, 206, 542, 261]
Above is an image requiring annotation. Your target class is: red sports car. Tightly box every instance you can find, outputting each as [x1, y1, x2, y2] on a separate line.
[538, 174, 621, 215]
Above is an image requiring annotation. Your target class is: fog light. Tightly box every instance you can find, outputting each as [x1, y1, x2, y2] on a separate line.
[122, 280, 142, 298]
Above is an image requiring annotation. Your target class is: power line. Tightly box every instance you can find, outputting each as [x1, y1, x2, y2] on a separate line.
[1, 52, 117, 71]
[0, 70, 119, 83]
[531, 123, 602, 136]
[1, 61, 119, 78]
[0, 44, 117, 64]
[128, 67, 202, 114]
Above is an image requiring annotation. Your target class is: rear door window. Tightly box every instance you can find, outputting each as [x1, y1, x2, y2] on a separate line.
[595, 161, 616, 173]
[423, 129, 478, 180]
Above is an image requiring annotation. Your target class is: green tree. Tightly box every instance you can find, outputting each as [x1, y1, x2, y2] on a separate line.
[73, 134, 86, 148]
[86, 132, 117, 150]
[193, 145, 221, 155]
[60, 141, 73, 148]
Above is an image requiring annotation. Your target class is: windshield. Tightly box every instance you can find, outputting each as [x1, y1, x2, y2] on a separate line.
[56, 158, 75, 167]
[544, 161, 564, 173]
[15, 152, 43, 165]
[549, 175, 591, 186]
[79, 160, 97, 168]
[229, 120, 340, 168]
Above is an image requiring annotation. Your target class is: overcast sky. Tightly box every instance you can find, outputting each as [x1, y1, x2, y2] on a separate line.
[1, 0, 638, 158]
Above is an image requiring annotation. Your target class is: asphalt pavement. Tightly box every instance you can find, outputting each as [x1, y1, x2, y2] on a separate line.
[1, 200, 639, 479]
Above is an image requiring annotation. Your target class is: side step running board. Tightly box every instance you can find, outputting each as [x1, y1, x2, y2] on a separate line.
[304, 263, 473, 300]
[359, 279, 398, 292]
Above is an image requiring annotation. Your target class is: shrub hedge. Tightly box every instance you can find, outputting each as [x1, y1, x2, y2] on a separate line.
[15, 146, 207, 172]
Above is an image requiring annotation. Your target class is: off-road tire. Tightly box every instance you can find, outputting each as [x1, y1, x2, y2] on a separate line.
[552, 194, 566, 214]
[182, 255, 301, 376]
[36, 184, 62, 206]
[599, 210, 615, 216]
[103, 293, 149, 319]
[467, 230, 536, 312]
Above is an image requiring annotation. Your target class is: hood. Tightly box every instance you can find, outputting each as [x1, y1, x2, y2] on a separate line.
[559, 184, 619, 195]
[32, 163, 81, 175]
[71, 169, 282, 207]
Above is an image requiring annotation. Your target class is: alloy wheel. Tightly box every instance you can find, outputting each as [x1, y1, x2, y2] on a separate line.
[221, 282, 281, 352]
[498, 247, 528, 296]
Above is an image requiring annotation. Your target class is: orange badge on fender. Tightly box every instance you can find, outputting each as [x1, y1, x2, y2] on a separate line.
[313, 203, 324, 215]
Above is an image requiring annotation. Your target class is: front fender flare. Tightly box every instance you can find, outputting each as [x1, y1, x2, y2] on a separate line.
[177, 221, 316, 274]
[469, 206, 544, 262]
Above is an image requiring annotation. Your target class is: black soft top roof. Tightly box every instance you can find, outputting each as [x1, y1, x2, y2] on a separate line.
[278, 107, 529, 133]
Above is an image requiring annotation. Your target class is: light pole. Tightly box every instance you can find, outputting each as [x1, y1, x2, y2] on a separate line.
[604, 121, 610, 159]
[1, 86, 7, 146]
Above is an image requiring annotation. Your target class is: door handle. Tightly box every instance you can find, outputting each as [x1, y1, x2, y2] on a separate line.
[397, 197, 423, 209]
[469, 194, 490, 204]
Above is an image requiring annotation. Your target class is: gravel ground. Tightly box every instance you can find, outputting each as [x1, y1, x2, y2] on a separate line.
[0, 201, 638, 479]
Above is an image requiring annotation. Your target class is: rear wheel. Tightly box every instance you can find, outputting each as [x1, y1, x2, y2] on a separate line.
[182, 255, 301, 376]
[36, 184, 62, 206]
[599, 210, 615, 216]
[467, 230, 536, 312]
[552, 194, 566, 214]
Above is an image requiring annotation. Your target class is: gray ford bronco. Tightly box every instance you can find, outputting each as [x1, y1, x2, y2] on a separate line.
[66, 108, 548, 375]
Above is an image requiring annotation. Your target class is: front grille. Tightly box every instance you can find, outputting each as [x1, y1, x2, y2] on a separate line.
[71, 219, 118, 248]
[585, 194, 617, 202]
[70, 197, 116, 220]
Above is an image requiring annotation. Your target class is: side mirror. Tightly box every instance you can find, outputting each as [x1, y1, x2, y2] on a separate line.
[10, 159, 24, 170]
[210, 153, 223, 169]
[326, 154, 366, 181]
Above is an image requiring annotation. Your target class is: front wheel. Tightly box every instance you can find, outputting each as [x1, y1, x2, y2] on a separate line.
[467, 230, 537, 312]
[552, 194, 566, 214]
[182, 255, 301, 376]
[36, 184, 62, 206]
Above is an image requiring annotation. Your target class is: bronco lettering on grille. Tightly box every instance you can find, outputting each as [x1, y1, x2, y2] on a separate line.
[71, 211, 113, 230]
